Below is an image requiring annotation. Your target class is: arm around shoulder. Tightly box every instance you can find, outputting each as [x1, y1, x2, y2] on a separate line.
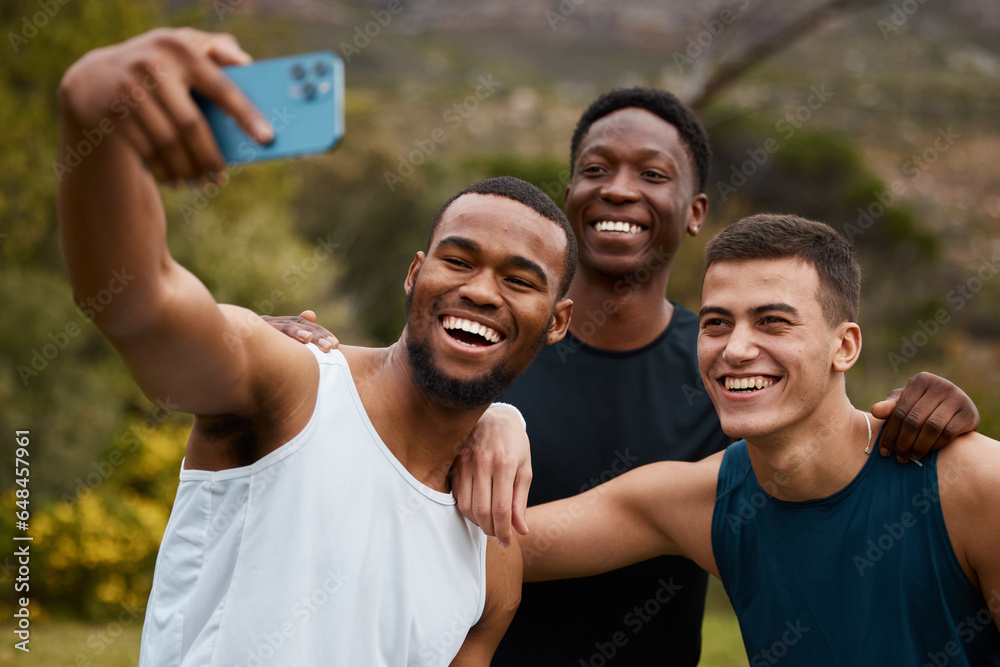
[521, 452, 723, 583]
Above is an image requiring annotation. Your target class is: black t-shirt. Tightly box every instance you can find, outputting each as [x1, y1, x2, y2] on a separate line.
[493, 303, 730, 666]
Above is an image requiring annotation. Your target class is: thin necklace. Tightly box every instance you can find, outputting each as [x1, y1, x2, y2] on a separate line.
[863, 411, 923, 466]
[862, 411, 874, 454]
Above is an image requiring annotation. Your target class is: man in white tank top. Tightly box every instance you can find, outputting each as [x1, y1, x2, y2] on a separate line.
[57, 28, 577, 665]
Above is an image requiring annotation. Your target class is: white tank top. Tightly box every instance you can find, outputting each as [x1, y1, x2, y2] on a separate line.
[138, 346, 487, 666]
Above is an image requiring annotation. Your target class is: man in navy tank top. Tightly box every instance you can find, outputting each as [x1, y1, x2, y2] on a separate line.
[522, 213, 1000, 665]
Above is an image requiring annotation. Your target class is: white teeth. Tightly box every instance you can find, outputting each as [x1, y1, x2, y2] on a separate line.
[594, 220, 643, 234]
[443, 316, 502, 344]
[724, 376, 775, 392]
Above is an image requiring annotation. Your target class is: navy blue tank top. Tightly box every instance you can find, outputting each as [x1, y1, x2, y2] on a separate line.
[712, 439, 1000, 665]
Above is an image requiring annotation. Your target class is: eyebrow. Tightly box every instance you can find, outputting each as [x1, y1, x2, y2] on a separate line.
[699, 305, 733, 319]
[749, 303, 799, 318]
[579, 144, 670, 161]
[508, 255, 549, 288]
[436, 235, 549, 288]
[437, 236, 480, 253]
[699, 303, 800, 318]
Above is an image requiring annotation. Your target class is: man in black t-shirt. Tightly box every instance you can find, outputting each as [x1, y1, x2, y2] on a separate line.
[489, 86, 721, 667]
[494, 306, 726, 665]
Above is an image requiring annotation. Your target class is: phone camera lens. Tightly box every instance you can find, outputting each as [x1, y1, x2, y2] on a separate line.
[314, 60, 328, 76]
[291, 64, 306, 80]
[302, 82, 317, 100]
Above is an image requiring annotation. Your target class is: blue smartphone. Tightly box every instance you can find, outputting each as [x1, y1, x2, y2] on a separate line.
[193, 52, 344, 165]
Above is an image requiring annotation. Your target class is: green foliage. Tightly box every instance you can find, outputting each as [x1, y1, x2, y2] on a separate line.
[459, 153, 571, 207]
[0, 0, 357, 623]
[704, 109, 940, 260]
[1, 0, 165, 269]
[0, 420, 187, 620]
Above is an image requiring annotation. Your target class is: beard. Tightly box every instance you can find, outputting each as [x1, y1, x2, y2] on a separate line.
[406, 335, 517, 410]
[404, 281, 549, 410]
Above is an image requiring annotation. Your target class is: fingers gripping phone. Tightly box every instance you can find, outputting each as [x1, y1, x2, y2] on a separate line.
[193, 52, 344, 165]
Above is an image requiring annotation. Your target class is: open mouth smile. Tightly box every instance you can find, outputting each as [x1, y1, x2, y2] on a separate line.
[722, 375, 778, 393]
[591, 220, 647, 235]
[441, 315, 504, 347]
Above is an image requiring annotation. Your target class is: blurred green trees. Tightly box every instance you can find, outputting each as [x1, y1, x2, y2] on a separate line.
[2, 0, 998, 622]
[0, 0, 356, 618]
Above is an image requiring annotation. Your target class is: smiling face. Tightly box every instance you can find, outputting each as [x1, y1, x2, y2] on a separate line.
[698, 257, 861, 443]
[402, 193, 573, 409]
[565, 107, 707, 279]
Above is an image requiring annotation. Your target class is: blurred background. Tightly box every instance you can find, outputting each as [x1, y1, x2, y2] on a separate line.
[1, 0, 998, 664]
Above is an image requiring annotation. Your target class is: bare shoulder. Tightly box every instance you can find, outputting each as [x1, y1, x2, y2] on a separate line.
[936, 431, 1000, 589]
[937, 431, 1000, 498]
[219, 304, 320, 408]
[186, 305, 321, 469]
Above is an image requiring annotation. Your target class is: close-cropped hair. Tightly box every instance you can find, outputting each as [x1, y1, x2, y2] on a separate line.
[427, 176, 578, 299]
[704, 213, 861, 326]
[569, 87, 712, 194]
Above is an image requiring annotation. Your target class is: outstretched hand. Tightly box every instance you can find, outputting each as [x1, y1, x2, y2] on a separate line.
[451, 405, 532, 549]
[262, 310, 339, 352]
[58, 27, 274, 184]
[871, 372, 979, 463]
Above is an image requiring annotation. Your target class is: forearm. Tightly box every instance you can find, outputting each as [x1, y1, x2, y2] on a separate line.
[56, 52, 253, 415]
[57, 97, 174, 337]
[521, 485, 670, 582]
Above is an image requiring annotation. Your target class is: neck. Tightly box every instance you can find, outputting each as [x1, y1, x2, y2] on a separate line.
[344, 343, 488, 493]
[566, 264, 674, 350]
[744, 393, 877, 502]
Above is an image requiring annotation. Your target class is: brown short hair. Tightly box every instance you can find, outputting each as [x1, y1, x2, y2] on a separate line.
[704, 214, 861, 326]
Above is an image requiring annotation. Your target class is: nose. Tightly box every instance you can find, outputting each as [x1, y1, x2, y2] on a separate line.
[600, 169, 640, 204]
[722, 322, 759, 366]
[457, 269, 502, 309]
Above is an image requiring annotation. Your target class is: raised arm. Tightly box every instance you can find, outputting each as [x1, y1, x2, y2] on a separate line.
[521, 453, 722, 583]
[57, 28, 313, 422]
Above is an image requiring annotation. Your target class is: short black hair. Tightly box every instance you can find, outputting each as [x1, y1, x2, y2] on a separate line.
[569, 87, 712, 194]
[427, 176, 578, 299]
[704, 213, 861, 326]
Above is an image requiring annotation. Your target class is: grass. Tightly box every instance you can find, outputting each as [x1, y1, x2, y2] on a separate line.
[0, 580, 748, 666]
[0, 618, 142, 666]
[701, 577, 751, 666]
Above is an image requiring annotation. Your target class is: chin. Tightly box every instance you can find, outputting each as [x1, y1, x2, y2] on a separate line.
[586, 255, 645, 279]
[717, 413, 778, 442]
